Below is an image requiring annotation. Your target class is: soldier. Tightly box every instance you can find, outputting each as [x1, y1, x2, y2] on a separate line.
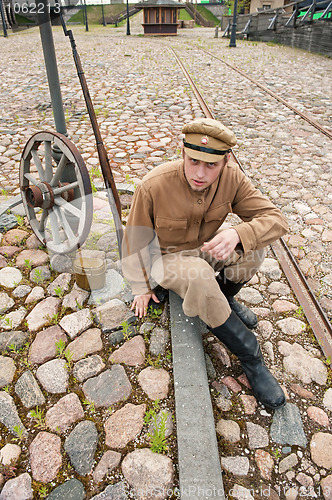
[122, 118, 288, 410]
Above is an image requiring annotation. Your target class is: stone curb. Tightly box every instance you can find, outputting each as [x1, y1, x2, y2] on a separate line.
[170, 291, 225, 499]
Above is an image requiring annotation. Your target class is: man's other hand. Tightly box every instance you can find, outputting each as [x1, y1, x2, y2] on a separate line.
[201, 228, 241, 261]
[131, 293, 160, 318]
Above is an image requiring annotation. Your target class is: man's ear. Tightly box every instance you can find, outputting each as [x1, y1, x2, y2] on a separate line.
[180, 142, 185, 157]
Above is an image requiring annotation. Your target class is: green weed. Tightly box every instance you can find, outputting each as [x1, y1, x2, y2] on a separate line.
[54, 286, 64, 298]
[32, 268, 43, 283]
[83, 399, 96, 414]
[294, 306, 305, 319]
[29, 406, 46, 429]
[24, 259, 32, 270]
[38, 485, 49, 498]
[147, 305, 162, 320]
[120, 320, 131, 341]
[4, 318, 13, 329]
[47, 312, 60, 325]
[55, 338, 67, 358]
[146, 354, 162, 369]
[271, 448, 281, 459]
[64, 348, 74, 369]
[12, 425, 24, 441]
[145, 402, 169, 454]
[15, 215, 25, 227]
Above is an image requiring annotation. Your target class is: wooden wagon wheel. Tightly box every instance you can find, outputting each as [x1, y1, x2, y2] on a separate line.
[20, 131, 93, 254]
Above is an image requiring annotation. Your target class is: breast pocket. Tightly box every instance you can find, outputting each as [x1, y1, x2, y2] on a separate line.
[203, 202, 232, 237]
[155, 216, 188, 245]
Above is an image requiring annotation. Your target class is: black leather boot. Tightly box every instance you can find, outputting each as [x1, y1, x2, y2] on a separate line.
[211, 312, 286, 410]
[216, 271, 258, 329]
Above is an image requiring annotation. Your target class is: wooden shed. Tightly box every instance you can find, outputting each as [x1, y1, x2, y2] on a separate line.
[136, 0, 184, 35]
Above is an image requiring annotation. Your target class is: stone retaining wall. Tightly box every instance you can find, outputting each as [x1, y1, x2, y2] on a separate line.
[222, 14, 332, 57]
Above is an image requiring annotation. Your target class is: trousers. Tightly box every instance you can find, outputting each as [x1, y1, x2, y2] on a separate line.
[151, 246, 265, 328]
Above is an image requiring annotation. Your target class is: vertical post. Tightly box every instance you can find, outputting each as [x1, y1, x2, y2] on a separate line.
[0, 0, 8, 37]
[82, 0, 86, 26]
[126, 0, 130, 35]
[293, 3, 298, 27]
[37, 0, 67, 137]
[101, 0, 106, 26]
[84, 0, 88, 31]
[310, 0, 316, 22]
[229, 0, 238, 47]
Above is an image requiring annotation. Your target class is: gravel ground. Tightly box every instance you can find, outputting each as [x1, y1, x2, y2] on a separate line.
[0, 23, 331, 500]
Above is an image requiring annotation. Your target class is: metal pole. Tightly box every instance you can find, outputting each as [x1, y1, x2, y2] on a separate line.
[126, 0, 130, 35]
[82, 0, 86, 26]
[37, 0, 67, 137]
[101, 0, 106, 25]
[0, 0, 8, 37]
[229, 0, 238, 47]
[84, 0, 88, 31]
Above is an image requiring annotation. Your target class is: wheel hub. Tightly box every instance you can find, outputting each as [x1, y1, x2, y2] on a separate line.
[25, 182, 54, 209]
[25, 182, 75, 209]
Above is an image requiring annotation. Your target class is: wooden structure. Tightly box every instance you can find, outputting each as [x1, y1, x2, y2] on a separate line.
[221, 0, 332, 57]
[136, 0, 184, 35]
[0, 0, 17, 31]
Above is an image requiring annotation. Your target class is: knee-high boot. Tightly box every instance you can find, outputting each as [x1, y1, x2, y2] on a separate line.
[210, 312, 286, 410]
[216, 270, 258, 329]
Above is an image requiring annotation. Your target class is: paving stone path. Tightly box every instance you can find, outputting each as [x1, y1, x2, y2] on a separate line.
[0, 23, 331, 500]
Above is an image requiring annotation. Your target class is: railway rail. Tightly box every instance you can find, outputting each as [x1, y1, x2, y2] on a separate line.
[169, 45, 332, 358]
[195, 47, 332, 142]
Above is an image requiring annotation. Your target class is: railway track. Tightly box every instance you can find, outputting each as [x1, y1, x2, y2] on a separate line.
[195, 47, 332, 142]
[169, 45, 332, 361]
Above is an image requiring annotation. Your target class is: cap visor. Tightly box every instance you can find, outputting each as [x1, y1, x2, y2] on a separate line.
[183, 147, 226, 163]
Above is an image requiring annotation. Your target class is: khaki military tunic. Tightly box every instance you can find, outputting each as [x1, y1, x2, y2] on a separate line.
[123, 160, 287, 295]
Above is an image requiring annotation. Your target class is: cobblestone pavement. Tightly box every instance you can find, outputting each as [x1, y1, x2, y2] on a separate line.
[0, 22, 331, 500]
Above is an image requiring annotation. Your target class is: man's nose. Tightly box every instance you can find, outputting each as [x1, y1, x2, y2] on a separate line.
[196, 163, 205, 178]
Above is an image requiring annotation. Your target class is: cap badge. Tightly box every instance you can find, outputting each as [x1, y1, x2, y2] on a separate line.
[201, 136, 209, 145]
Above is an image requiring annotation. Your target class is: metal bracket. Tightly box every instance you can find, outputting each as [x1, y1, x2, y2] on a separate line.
[242, 18, 252, 33]
[268, 11, 278, 29]
[300, 0, 316, 22]
[319, 0, 332, 18]
[285, 7, 298, 27]
[222, 22, 231, 37]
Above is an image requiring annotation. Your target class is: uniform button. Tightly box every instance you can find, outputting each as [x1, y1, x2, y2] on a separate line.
[197, 199, 202, 204]
[194, 221, 199, 224]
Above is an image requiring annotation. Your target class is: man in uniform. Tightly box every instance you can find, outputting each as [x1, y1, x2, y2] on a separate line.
[122, 118, 288, 410]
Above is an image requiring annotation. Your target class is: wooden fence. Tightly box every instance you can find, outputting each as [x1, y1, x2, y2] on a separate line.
[221, 0, 332, 57]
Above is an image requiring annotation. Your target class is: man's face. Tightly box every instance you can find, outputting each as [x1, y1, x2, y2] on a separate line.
[183, 151, 227, 192]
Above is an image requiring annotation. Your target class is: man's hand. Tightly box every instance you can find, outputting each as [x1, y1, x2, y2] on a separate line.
[131, 293, 160, 319]
[201, 228, 241, 261]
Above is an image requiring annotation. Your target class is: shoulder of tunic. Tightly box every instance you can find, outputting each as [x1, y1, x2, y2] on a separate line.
[141, 159, 183, 187]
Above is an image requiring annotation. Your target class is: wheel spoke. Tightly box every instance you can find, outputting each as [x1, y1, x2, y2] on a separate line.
[31, 150, 45, 181]
[50, 153, 68, 187]
[44, 141, 53, 183]
[38, 209, 48, 233]
[24, 173, 39, 186]
[53, 181, 79, 196]
[54, 196, 82, 218]
[48, 210, 61, 245]
[54, 206, 76, 242]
